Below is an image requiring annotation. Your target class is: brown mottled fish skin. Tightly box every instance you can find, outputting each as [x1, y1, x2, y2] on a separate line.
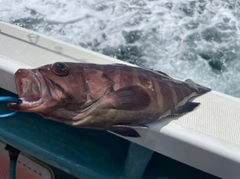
[9, 62, 211, 137]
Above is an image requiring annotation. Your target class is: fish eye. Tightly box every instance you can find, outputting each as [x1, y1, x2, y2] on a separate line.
[51, 62, 69, 76]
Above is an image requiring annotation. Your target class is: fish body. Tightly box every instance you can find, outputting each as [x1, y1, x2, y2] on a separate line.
[10, 62, 211, 137]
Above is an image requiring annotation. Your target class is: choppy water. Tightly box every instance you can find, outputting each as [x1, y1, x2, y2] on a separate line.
[1, 0, 240, 98]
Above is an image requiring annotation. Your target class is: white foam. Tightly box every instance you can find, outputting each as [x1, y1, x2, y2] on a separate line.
[1, 0, 240, 97]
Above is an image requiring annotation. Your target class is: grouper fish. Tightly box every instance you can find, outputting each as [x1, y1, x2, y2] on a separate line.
[9, 62, 211, 137]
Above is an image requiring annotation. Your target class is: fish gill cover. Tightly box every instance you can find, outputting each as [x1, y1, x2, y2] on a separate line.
[1, 0, 240, 97]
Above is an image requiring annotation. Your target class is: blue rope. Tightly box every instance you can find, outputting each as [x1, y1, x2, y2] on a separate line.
[0, 97, 22, 118]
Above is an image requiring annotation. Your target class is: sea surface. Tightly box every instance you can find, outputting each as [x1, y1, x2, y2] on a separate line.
[1, 0, 240, 98]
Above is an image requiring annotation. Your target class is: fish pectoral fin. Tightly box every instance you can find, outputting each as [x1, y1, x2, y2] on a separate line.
[174, 102, 200, 115]
[109, 124, 148, 137]
[109, 85, 151, 110]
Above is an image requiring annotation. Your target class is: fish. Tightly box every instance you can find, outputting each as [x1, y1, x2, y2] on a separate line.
[9, 62, 211, 137]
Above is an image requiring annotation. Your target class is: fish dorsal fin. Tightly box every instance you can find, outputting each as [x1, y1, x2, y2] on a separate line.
[108, 85, 151, 110]
[156, 70, 170, 77]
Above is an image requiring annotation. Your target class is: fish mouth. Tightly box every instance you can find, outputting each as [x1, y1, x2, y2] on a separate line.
[9, 69, 43, 111]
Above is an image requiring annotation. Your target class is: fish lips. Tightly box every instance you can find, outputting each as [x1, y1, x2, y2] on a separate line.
[9, 69, 43, 111]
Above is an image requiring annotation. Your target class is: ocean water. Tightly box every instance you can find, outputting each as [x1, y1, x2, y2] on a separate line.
[1, 0, 240, 98]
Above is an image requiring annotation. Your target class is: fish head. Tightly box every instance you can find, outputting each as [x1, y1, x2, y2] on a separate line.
[9, 62, 89, 121]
